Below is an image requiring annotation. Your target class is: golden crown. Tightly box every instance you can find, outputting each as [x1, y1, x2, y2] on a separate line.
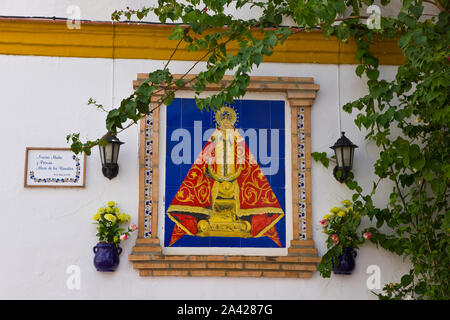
[214, 106, 238, 127]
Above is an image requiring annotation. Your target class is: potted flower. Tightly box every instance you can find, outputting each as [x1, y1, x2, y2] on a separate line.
[92, 201, 137, 272]
[317, 200, 370, 277]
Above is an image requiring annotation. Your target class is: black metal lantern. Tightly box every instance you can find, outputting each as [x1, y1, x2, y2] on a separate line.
[330, 132, 358, 183]
[99, 133, 124, 180]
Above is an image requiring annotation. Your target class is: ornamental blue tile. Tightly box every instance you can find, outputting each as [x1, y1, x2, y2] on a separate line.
[163, 98, 287, 248]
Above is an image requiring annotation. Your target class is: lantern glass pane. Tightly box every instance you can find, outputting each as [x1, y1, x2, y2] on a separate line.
[342, 146, 352, 168]
[349, 146, 354, 168]
[99, 145, 105, 165]
[335, 147, 344, 168]
[113, 144, 120, 164]
[105, 143, 114, 164]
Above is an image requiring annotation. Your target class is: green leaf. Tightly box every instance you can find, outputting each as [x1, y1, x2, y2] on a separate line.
[401, 274, 413, 286]
[125, 100, 137, 117]
[367, 69, 380, 80]
[168, 25, 184, 40]
[264, 30, 278, 47]
[376, 218, 384, 228]
[356, 65, 365, 77]
[410, 5, 424, 19]
[346, 180, 358, 190]
[443, 164, 450, 179]
[401, 0, 413, 11]
[175, 79, 185, 87]
[415, 281, 426, 295]
[355, 49, 365, 61]
[311, 152, 330, 168]
[411, 156, 425, 171]
[431, 179, 446, 195]
[163, 91, 175, 106]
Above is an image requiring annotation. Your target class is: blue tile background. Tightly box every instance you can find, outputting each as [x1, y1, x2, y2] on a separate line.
[165, 98, 286, 248]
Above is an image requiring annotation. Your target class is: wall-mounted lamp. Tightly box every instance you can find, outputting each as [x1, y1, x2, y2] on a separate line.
[99, 133, 124, 180]
[330, 132, 358, 183]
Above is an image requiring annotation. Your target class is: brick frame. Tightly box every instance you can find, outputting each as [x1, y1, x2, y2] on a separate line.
[130, 75, 321, 278]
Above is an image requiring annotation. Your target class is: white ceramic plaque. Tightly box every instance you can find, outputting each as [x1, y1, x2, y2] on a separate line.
[24, 148, 86, 187]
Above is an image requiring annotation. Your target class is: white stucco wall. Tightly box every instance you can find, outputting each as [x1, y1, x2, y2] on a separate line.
[0, 52, 411, 299]
[0, 0, 424, 301]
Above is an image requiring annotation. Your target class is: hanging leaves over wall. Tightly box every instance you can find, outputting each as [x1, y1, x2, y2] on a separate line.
[66, 0, 449, 299]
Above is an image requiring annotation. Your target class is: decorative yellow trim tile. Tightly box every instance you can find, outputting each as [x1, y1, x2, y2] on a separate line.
[0, 18, 405, 65]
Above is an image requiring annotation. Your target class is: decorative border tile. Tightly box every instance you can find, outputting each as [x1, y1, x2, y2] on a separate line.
[297, 108, 307, 240]
[143, 113, 154, 238]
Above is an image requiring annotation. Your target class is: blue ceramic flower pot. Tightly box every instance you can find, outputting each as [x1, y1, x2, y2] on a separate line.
[93, 242, 122, 272]
[332, 247, 357, 275]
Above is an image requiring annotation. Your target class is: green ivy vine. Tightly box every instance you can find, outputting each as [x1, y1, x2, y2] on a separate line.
[66, 0, 449, 299]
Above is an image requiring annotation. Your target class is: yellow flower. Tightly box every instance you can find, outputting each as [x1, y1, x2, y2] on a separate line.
[97, 208, 105, 214]
[114, 207, 120, 214]
[323, 214, 333, 220]
[337, 210, 346, 217]
[330, 206, 340, 214]
[106, 207, 114, 213]
[341, 200, 352, 207]
[116, 213, 130, 223]
[104, 214, 117, 223]
[92, 213, 101, 221]
[107, 201, 117, 207]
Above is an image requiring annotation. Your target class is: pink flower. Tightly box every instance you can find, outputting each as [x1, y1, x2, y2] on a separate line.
[363, 231, 372, 240]
[331, 234, 339, 244]
[120, 234, 128, 241]
[320, 219, 328, 227]
[130, 224, 137, 231]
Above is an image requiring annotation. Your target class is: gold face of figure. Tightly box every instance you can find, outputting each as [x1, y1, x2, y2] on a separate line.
[215, 106, 237, 129]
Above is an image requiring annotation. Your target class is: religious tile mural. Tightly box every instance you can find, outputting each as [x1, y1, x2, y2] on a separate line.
[164, 98, 286, 248]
